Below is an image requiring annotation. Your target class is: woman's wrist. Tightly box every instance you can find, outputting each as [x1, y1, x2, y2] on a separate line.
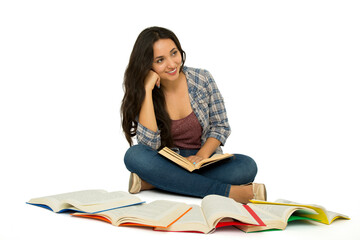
[195, 151, 210, 159]
[144, 87, 154, 96]
[196, 138, 221, 158]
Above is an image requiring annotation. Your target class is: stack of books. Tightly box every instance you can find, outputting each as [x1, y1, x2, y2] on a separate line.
[27, 189, 349, 233]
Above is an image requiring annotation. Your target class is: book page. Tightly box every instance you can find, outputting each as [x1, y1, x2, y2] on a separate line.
[30, 190, 137, 205]
[244, 205, 279, 222]
[28, 189, 106, 204]
[170, 205, 207, 225]
[201, 195, 258, 227]
[63, 190, 143, 213]
[249, 203, 314, 223]
[154, 205, 211, 233]
[120, 200, 188, 222]
[327, 211, 350, 223]
[158, 148, 194, 171]
[72, 191, 140, 205]
[27, 190, 108, 212]
[235, 205, 310, 232]
[275, 199, 328, 211]
[73, 205, 139, 225]
[83, 191, 138, 204]
[159, 147, 234, 171]
[250, 199, 338, 224]
[28, 190, 143, 213]
[196, 153, 233, 168]
[73, 200, 190, 227]
[160, 147, 188, 163]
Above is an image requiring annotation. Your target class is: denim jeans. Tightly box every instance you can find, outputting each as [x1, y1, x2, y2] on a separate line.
[124, 144, 257, 198]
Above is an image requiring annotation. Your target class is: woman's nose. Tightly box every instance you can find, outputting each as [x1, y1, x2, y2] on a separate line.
[167, 59, 176, 68]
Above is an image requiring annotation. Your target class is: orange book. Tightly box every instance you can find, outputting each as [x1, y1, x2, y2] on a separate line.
[72, 200, 191, 228]
[154, 195, 265, 234]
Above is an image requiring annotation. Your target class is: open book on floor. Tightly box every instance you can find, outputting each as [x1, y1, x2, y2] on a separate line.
[27, 189, 144, 213]
[236, 199, 350, 232]
[72, 200, 191, 228]
[158, 147, 233, 172]
[154, 195, 265, 234]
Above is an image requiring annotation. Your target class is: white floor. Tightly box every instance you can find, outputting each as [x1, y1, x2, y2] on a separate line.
[1, 1, 359, 239]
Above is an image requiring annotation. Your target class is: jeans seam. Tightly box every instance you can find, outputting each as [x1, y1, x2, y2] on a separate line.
[224, 183, 231, 197]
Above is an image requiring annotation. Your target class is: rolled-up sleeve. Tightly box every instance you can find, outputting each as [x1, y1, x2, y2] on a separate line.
[205, 70, 231, 145]
[136, 121, 161, 150]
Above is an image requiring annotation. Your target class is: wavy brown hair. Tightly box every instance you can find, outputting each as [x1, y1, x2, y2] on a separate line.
[121, 27, 186, 148]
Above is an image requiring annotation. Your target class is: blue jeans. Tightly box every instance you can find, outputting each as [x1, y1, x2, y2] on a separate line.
[124, 144, 257, 198]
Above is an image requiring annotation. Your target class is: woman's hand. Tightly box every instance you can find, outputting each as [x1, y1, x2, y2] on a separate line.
[186, 155, 205, 165]
[144, 70, 161, 92]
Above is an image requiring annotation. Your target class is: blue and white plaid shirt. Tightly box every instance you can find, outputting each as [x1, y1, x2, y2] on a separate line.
[136, 66, 231, 153]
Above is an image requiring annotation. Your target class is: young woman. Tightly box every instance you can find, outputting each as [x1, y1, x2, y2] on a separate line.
[121, 26, 266, 203]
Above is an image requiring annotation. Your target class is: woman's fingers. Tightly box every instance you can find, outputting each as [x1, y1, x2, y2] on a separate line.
[186, 155, 204, 164]
[144, 70, 160, 91]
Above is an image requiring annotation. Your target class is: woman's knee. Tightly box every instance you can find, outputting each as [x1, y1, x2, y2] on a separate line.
[234, 154, 258, 183]
[124, 144, 154, 172]
[244, 155, 257, 175]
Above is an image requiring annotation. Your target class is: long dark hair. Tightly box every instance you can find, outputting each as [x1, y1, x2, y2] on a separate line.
[121, 26, 186, 148]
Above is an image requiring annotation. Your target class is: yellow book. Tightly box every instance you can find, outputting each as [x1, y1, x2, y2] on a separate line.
[158, 147, 233, 172]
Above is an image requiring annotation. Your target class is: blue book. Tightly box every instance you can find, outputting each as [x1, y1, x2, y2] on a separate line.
[27, 189, 145, 214]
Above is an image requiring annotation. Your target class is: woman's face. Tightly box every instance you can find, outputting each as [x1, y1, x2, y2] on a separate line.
[152, 38, 182, 81]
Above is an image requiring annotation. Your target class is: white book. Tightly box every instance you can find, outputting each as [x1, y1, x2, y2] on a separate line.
[27, 189, 144, 213]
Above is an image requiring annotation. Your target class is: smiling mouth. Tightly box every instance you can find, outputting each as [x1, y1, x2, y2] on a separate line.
[167, 68, 177, 74]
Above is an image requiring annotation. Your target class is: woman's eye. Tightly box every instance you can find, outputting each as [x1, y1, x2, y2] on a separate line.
[156, 58, 163, 63]
[172, 50, 178, 56]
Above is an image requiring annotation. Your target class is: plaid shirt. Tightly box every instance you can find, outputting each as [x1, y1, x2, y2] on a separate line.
[136, 66, 231, 153]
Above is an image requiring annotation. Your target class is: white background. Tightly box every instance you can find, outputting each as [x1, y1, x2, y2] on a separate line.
[1, 0, 359, 239]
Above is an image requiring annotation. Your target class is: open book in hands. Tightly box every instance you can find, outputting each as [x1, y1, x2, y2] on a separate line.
[27, 189, 144, 213]
[158, 147, 233, 172]
[236, 199, 350, 232]
[154, 195, 265, 234]
[72, 200, 192, 228]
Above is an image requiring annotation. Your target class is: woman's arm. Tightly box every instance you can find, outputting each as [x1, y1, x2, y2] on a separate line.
[138, 70, 161, 132]
[136, 71, 162, 149]
[196, 137, 221, 158]
[205, 70, 231, 146]
[138, 90, 158, 133]
[186, 69, 230, 164]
